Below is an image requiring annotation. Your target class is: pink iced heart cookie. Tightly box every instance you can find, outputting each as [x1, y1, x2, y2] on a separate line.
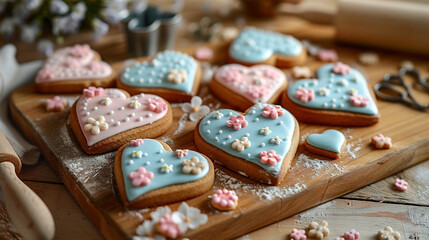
[35, 44, 115, 93]
[70, 87, 173, 154]
[210, 64, 287, 111]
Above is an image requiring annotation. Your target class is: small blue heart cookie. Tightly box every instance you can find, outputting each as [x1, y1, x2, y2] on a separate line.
[305, 129, 346, 159]
[114, 139, 214, 209]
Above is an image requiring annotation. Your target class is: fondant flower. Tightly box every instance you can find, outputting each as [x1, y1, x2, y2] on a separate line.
[37, 68, 56, 81]
[156, 214, 184, 239]
[337, 78, 349, 86]
[129, 139, 144, 146]
[100, 97, 112, 106]
[83, 86, 104, 98]
[226, 115, 248, 130]
[294, 87, 315, 103]
[182, 156, 205, 175]
[259, 150, 281, 166]
[232, 137, 251, 152]
[262, 105, 284, 119]
[84, 115, 108, 135]
[221, 69, 242, 83]
[317, 49, 338, 62]
[318, 88, 330, 96]
[259, 127, 271, 135]
[308, 221, 329, 240]
[212, 111, 224, 119]
[348, 94, 369, 107]
[129, 167, 154, 187]
[270, 136, 282, 145]
[181, 96, 210, 122]
[264, 68, 281, 79]
[332, 62, 351, 75]
[64, 58, 80, 68]
[290, 228, 307, 240]
[175, 149, 189, 158]
[378, 226, 400, 240]
[167, 69, 187, 84]
[371, 133, 392, 149]
[68, 44, 90, 58]
[176, 202, 208, 230]
[150, 206, 172, 222]
[343, 229, 359, 240]
[292, 66, 311, 79]
[131, 151, 143, 158]
[135, 220, 159, 239]
[394, 178, 408, 192]
[160, 163, 173, 173]
[129, 100, 141, 109]
[147, 98, 167, 113]
[45, 96, 67, 112]
[211, 189, 238, 210]
[247, 86, 266, 99]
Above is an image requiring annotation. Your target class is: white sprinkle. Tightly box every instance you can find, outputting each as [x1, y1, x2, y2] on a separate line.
[137, 116, 143, 121]
[323, 102, 328, 107]
[145, 161, 150, 166]
[331, 98, 336, 102]
[207, 130, 211, 134]
[218, 130, 223, 134]
[144, 153, 148, 157]
[85, 112, 90, 116]
[130, 112, 135, 117]
[255, 118, 259, 122]
[115, 121, 121, 126]
[147, 113, 153, 118]
[222, 141, 226, 145]
[159, 158, 164, 163]
[119, 106, 124, 110]
[247, 153, 251, 157]
[278, 121, 284, 125]
[206, 120, 211, 125]
[215, 136, 219, 141]
[227, 135, 231, 139]
[82, 107, 87, 111]
[109, 110, 114, 115]
[109, 119, 114, 123]
[159, 150, 163, 154]
[250, 110, 256, 114]
[339, 103, 344, 108]
[245, 133, 250, 137]
[124, 117, 129, 122]
[229, 112, 233, 116]
[332, 104, 337, 108]
[261, 142, 266, 147]
[128, 160, 134, 165]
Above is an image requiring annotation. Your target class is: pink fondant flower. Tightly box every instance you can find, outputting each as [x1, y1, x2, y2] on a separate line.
[349, 94, 369, 107]
[317, 49, 338, 62]
[83, 86, 104, 98]
[394, 179, 408, 192]
[226, 115, 248, 130]
[262, 105, 284, 119]
[344, 229, 359, 240]
[194, 47, 213, 61]
[248, 86, 266, 99]
[371, 133, 392, 149]
[129, 167, 154, 187]
[175, 149, 189, 158]
[129, 139, 144, 147]
[295, 87, 315, 103]
[264, 69, 281, 79]
[221, 69, 242, 83]
[37, 68, 56, 81]
[87, 62, 102, 71]
[332, 62, 351, 75]
[290, 228, 307, 240]
[69, 44, 90, 58]
[64, 58, 80, 68]
[259, 150, 281, 166]
[147, 98, 168, 113]
[156, 214, 183, 238]
[45, 96, 67, 112]
[211, 189, 238, 209]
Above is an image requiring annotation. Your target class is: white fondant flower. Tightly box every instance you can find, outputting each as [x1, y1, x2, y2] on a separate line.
[182, 156, 205, 175]
[232, 137, 251, 152]
[150, 206, 172, 222]
[84, 115, 108, 135]
[337, 78, 349, 86]
[181, 96, 210, 121]
[259, 127, 271, 135]
[167, 69, 187, 84]
[270, 136, 282, 145]
[100, 97, 112, 105]
[212, 111, 224, 119]
[129, 100, 141, 109]
[131, 151, 143, 158]
[160, 163, 173, 173]
[318, 88, 330, 96]
[176, 202, 208, 230]
[135, 220, 156, 238]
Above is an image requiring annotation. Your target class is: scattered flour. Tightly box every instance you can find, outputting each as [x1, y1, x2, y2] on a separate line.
[345, 138, 362, 159]
[173, 113, 188, 135]
[300, 129, 319, 142]
[293, 154, 344, 177]
[408, 207, 429, 228]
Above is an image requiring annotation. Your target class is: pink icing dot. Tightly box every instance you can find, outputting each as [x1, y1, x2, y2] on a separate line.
[294, 87, 314, 103]
[83, 87, 105, 98]
[394, 179, 408, 192]
[194, 47, 214, 61]
[147, 98, 167, 113]
[262, 105, 284, 119]
[37, 68, 56, 81]
[68, 44, 91, 58]
[248, 86, 266, 99]
[128, 167, 154, 187]
[332, 62, 351, 75]
[259, 150, 281, 166]
[226, 115, 248, 130]
[348, 94, 369, 107]
[212, 189, 238, 208]
[129, 139, 144, 146]
[221, 69, 242, 83]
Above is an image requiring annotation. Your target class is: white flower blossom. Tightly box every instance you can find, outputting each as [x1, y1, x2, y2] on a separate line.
[160, 163, 173, 173]
[181, 96, 210, 121]
[176, 202, 208, 230]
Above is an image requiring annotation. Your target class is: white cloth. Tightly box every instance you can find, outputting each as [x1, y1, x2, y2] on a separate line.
[0, 44, 43, 165]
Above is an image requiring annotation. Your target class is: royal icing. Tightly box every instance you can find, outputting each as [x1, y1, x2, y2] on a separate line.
[45, 96, 67, 112]
[377, 226, 400, 240]
[308, 221, 329, 240]
[211, 189, 238, 210]
[76, 88, 167, 146]
[199, 103, 295, 176]
[229, 27, 303, 63]
[394, 178, 408, 192]
[287, 63, 378, 115]
[35, 44, 112, 83]
[343, 229, 360, 240]
[121, 139, 209, 201]
[120, 51, 197, 93]
[290, 229, 307, 240]
[214, 64, 286, 103]
[306, 130, 345, 153]
[371, 134, 392, 149]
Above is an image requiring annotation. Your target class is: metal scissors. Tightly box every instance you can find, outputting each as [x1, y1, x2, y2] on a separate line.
[373, 68, 429, 110]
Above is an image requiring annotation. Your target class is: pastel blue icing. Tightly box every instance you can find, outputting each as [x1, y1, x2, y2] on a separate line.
[229, 27, 303, 63]
[287, 63, 378, 115]
[199, 103, 295, 176]
[121, 139, 209, 201]
[306, 130, 345, 153]
[120, 51, 197, 93]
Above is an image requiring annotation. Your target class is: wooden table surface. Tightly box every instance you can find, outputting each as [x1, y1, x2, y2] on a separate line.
[1, 0, 429, 239]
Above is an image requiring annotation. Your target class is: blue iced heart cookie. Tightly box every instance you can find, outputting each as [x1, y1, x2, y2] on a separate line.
[120, 51, 198, 94]
[306, 130, 345, 153]
[197, 103, 299, 185]
[229, 27, 304, 63]
[115, 139, 213, 208]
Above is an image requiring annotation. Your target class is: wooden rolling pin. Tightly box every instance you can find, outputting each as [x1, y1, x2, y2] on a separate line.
[0, 131, 55, 240]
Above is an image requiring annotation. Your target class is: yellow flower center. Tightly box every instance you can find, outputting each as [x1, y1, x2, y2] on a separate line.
[192, 106, 199, 112]
[185, 217, 191, 222]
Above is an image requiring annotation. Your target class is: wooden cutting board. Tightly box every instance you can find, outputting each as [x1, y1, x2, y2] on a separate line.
[9, 40, 429, 239]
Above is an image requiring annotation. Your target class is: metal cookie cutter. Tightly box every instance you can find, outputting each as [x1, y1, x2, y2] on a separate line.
[122, 6, 182, 57]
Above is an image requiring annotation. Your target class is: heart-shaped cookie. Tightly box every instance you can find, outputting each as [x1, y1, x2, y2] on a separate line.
[35, 44, 115, 93]
[195, 103, 299, 185]
[305, 130, 346, 159]
[282, 63, 380, 126]
[114, 139, 214, 209]
[210, 64, 287, 111]
[228, 27, 306, 68]
[70, 87, 173, 154]
[117, 51, 201, 102]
